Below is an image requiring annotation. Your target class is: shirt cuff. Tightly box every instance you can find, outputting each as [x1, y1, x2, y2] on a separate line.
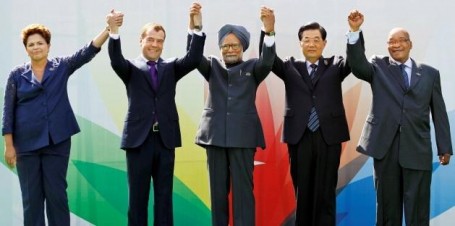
[346, 30, 360, 44]
[109, 33, 120, 40]
[263, 35, 275, 47]
[188, 28, 203, 36]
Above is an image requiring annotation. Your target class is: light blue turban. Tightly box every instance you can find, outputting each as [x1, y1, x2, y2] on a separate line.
[218, 24, 250, 51]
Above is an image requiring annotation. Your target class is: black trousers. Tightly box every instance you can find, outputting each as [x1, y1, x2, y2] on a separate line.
[126, 131, 175, 226]
[374, 131, 431, 226]
[206, 146, 256, 226]
[288, 129, 341, 226]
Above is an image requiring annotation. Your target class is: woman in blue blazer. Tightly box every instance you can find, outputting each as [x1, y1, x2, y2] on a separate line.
[2, 22, 112, 226]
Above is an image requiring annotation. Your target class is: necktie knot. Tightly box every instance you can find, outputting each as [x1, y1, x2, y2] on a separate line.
[147, 61, 157, 67]
[399, 63, 406, 71]
[309, 64, 317, 79]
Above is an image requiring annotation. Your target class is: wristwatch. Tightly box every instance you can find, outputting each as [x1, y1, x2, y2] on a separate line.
[194, 25, 203, 31]
[265, 31, 275, 36]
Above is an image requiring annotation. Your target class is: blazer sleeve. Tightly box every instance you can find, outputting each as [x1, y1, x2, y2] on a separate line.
[63, 42, 101, 76]
[2, 70, 17, 135]
[174, 33, 206, 81]
[259, 30, 286, 81]
[253, 34, 276, 83]
[337, 55, 352, 81]
[430, 70, 453, 155]
[197, 56, 212, 82]
[346, 31, 374, 83]
[108, 37, 132, 84]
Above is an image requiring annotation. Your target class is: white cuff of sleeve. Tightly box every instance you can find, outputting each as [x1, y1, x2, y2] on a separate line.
[109, 33, 120, 40]
[346, 30, 360, 44]
[188, 28, 203, 36]
[263, 35, 275, 47]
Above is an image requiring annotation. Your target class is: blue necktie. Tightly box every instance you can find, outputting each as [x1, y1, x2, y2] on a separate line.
[308, 64, 319, 131]
[400, 64, 409, 89]
[147, 61, 159, 91]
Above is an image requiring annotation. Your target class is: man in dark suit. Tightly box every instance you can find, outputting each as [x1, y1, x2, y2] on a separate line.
[191, 10, 275, 226]
[106, 4, 205, 226]
[347, 10, 452, 226]
[259, 7, 351, 226]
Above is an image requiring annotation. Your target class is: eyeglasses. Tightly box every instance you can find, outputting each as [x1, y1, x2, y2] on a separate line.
[221, 43, 242, 51]
[301, 38, 323, 45]
[387, 39, 409, 46]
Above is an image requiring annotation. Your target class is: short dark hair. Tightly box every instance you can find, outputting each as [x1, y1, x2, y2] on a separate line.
[297, 22, 327, 41]
[21, 24, 51, 47]
[141, 23, 166, 40]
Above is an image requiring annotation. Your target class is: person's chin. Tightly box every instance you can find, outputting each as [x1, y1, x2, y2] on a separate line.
[224, 57, 239, 64]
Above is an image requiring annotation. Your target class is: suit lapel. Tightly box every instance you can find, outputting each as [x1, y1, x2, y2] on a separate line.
[137, 57, 156, 93]
[156, 58, 164, 93]
[409, 60, 422, 90]
[294, 60, 313, 91]
[312, 57, 328, 86]
[387, 58, 407, 91]
[41, 60, 56, 84]
[21, 61, 54, 87]
[20, 63, 38, 86]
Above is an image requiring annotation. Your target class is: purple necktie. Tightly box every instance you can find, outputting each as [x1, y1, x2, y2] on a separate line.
[147, 61, 159, 91]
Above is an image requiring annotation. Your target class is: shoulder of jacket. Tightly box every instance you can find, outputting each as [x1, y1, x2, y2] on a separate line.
[163, 57, 178, 63]
[284, 56, 299, 63]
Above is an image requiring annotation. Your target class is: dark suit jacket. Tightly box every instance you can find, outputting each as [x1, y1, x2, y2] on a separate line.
[194, 40, 275, 149]
[347, 32, 453, 170]
[109, 34, 205, 150]
[2, 43, 101, 153]
[259, 31, 351, 145]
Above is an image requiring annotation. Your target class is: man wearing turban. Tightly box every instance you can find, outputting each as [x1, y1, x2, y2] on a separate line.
[190, 7, 276, 226]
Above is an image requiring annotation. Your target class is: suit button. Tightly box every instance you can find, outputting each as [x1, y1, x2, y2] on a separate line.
[228, 97, 232, 100]
[312, 96, 316, 99]
[152, 111, 155, 115]
[155, 97, 158, 101]
[227, 112, 231, 115]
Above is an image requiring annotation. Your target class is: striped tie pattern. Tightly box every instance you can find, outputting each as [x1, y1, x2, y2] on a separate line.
[308, 64, 319, 131]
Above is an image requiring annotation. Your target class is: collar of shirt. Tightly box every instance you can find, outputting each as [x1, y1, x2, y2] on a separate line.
[306, 61, 319, 73]
[142, 56, 158, 67]
[395, 58, 412, 76]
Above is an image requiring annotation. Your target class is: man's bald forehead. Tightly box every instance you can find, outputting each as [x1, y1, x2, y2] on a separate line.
[388, 27, 410, 39]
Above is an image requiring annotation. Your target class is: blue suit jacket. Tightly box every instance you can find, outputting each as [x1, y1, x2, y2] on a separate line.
[2, 43, 101, 153]
[347, 32, 453, 170]
[108, 34, 205, 150]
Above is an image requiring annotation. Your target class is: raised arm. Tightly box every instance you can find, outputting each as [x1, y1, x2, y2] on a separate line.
[107, 10, 131, 82]
[253, 6, 276, 83]
[258, 6, 287, 80]
[346, 10, 374, 82]
[86, 10, 120, 50]
[175, 2, 206, 80]
[188, 2, 210, 79]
